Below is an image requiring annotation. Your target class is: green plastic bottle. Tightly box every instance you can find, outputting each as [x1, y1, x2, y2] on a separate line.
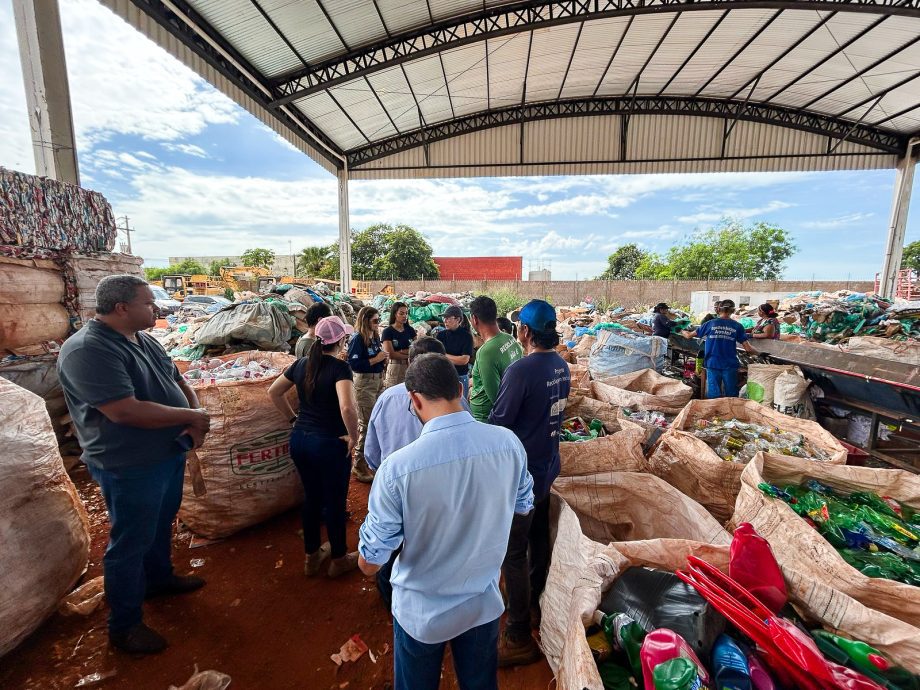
[653, 657, 709, 690]
[811, 630, 920, 690]
[597, 659, 635, 690]
[596, 611, 646, 680]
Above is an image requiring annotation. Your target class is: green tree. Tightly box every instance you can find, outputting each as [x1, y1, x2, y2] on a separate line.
[350, 223, 439, 280]
[241, 247, 276, 269]
[634, 253, 672, 280]
[298, 246, 332, 277]
[144, 266, 170, 281]
[169, 258, 207, 275]
[208, 257, 235, 276]
[597, 243, 648, 280]
[902, 240, 920, 272]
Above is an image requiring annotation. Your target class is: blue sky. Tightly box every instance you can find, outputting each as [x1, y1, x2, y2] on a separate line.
[1, 0, 917, 280]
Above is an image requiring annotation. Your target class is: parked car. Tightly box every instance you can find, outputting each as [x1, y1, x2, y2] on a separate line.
[151, 286, 182, 316]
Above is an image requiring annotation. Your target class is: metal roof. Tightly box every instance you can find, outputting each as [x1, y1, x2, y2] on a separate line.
[100, 0, 920, 178]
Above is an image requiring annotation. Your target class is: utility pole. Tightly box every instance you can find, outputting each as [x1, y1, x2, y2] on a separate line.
[118, 215, 133, 254]
[289, 239, 293, 277]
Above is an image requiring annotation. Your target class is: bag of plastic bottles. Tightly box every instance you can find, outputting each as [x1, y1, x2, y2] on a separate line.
[559, 400, 647, 477]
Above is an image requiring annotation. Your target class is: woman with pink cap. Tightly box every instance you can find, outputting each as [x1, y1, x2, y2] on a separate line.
[268, 316, 361, 578]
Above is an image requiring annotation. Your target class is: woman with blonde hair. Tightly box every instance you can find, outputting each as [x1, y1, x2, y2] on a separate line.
[347, 306, 389, 482]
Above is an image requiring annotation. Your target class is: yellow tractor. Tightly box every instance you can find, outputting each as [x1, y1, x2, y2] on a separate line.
[218, 265, 273, 294]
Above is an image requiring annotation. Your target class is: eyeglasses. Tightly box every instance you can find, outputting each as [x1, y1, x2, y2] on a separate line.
[371, 317, 381, 323]
[407, 393, 419, 420]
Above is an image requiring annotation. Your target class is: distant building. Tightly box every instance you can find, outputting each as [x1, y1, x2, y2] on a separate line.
[433, 256, 522, 280]
[169, 255, 296, 275]
[528, 269, 552, 281]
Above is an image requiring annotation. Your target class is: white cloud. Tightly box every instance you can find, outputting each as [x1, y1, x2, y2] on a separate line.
[161, 143, 209, 158]
[677, 200, 794, 225]
[801, 212, 875, 229]
[0, 3, 37, 173]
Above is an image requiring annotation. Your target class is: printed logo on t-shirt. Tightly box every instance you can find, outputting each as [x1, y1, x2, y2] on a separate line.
[707, 324, 739, 340]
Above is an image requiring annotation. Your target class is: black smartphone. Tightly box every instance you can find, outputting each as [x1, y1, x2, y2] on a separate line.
[175, 433, 195, 451]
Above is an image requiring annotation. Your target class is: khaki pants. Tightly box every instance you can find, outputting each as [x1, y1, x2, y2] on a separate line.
[384, 360, 408, 389]
[354, 373, 383, 465]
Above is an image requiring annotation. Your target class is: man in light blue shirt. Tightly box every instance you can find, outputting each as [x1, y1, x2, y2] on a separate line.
[359, 354, 534, 690]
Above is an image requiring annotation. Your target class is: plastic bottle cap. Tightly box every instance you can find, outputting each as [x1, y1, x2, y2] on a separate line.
[868, 653, 890, 671]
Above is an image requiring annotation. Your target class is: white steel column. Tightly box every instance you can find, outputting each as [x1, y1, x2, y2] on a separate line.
[879, 140, 918, 299]
[13, 0, 80, 185]
[337, 164, 352, 295]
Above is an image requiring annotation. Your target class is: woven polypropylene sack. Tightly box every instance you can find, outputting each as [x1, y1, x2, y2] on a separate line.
[647, 398, 846, 522]
[559, 398, 647, 476]
[0, 378, 90, 657]
[588, 331, 667, 378]
[745, 364, 794, 407]
[590, 369, 692, 414]
[732, 452, 920, 629]
[178, 352, 304, 539]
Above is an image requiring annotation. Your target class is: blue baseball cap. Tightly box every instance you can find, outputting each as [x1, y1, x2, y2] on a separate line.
[519, 299, 557, 331]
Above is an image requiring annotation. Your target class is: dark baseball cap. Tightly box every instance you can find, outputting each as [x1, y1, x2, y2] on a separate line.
[519, 299, 557, 331]
[443, 305, 463, 319]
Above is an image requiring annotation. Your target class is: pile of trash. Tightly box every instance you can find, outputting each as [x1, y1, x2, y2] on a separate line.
[692, 418, 834, 464]
[759, 479, 919, 586]
[371, 291, 474, 328]
[182, 357, 281, 387]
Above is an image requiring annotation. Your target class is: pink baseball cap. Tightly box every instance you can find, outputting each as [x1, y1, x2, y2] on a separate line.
[315, 316, 354, 344]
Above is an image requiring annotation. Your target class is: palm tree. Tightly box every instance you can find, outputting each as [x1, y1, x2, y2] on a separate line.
[297, 246, 330, 278]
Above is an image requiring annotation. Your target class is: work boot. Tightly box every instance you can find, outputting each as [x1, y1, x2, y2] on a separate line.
[110, 623, 168, 655]
[305, 542, 331, 577]
[144, 574, 206, 600]
[498, 631, 542, 667]
[352, 456, 374, 484]
[328, 552, 359, 578]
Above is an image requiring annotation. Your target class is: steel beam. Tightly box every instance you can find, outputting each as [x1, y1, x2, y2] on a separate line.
[270, 0, 920, 107]
[337, 163, 352, 294]
[879, 141, 918, 298]
[346, 95, 906, 166]
[13, 0, 79, 184]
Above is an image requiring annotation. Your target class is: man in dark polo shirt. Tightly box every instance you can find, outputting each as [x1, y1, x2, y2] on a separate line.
[58, 275, 212, 655]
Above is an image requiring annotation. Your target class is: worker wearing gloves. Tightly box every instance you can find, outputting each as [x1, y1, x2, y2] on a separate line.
[489, 299, 571, 666]
[468, 296, 524, 421]
[348, 307, 389, 483]
[684, 299, 757, 398]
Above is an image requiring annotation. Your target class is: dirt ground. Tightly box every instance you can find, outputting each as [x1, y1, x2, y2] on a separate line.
[0, 467, 555, 690]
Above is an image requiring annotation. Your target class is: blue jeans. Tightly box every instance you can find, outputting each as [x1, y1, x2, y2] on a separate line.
[88, 455, 185, 633]
[458, 374, 470, 399]
[393, 616, 499, 690]
[290, 430, 351, 558]
[706, 367, 739, 398]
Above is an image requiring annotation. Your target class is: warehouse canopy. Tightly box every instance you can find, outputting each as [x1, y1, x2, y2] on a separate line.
[101, 0, 920, 179]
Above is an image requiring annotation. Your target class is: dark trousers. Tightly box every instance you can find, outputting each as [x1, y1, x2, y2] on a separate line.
[290, 430, 351, 558]
[88, 455, 185, 634]
[502, 494, 551, 640]
[393, 616, 499, 690]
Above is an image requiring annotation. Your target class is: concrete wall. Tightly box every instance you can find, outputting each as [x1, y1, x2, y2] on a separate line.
[366, 279, 875, 308]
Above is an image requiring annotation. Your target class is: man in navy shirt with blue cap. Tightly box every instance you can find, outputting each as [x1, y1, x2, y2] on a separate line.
[490, 299, 570, 666]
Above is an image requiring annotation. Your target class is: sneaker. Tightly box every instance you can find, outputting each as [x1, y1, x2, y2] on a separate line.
[328, 552, 359, 578]
[352, 457, 374, 484]
[144, 574, 205, 600]
[498, 631, 542, 667]
[305, 542, 331, 576]
[110, 623, 167, 655]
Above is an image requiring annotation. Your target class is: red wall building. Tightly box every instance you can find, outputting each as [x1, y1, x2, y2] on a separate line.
[433, 256, 522, 280]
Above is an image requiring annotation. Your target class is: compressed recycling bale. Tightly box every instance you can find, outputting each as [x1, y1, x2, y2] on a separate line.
[732, 452, 920, 628]
[588, 330, 667, 378]
[178, 352, 304, 539]
[0, 303, 71, 351]
[590, 369, 692, 414]
[0, 378, 90, 657]
[0, 260, 66, 305]
[647, 398, 846, 522]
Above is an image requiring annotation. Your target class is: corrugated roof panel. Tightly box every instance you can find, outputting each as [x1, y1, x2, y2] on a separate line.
[596, 15, 678, 95]
[662, 9, 778, 95]
[441, 43, 489, 117]
[487, 32, 531, 108]
[523, 116, 621, 163]
[881, 112, 920, 132]
[628, 115, 722, 160]
[188, 0, 302, 77]
[748, 13, 878, 101]
[429, 124, 519, 166]
[524, 24, 581, 102]
[403, 56, 454, 123]
[725, 120, 827, 157]
[428, 0, 484, 23]
[558, 17, 630, 100]
[367, 67, 422, 131]
[641, 13, 724, 94]
[294, 92, 366, 149]
[258, 0, 344, 68]
[320, 0, 388, 51]
[704, 12, 826, 97]
[329, 81, 398, 143]
[375, 0, 431, 34]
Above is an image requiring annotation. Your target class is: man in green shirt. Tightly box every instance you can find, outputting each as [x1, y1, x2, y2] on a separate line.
[469, 296, 524, 421]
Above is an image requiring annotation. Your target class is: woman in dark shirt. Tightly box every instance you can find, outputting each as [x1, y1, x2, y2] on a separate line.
[436, 305, 474, 398]
[268, 316, 360, 578]
[347, 307, 389, 483]
[381, 301, 416, 388]
[651, 302, 677, 338]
